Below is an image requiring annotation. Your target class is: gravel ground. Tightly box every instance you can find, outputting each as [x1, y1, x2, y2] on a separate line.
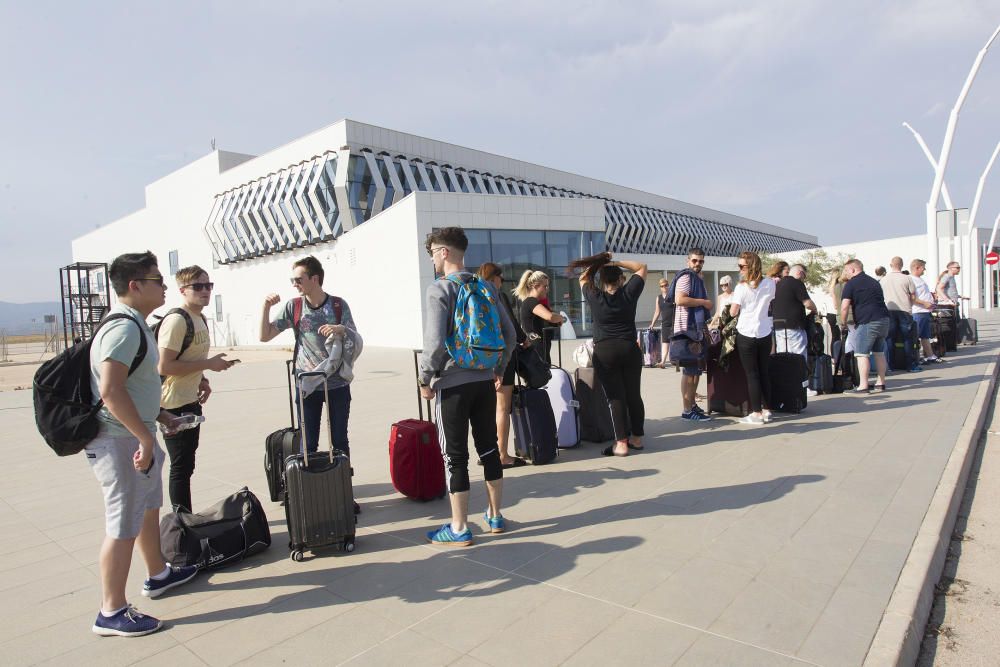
[918, 390, 1000, 666]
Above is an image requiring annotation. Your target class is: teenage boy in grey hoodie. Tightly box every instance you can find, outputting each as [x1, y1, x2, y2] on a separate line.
[419, 227, 517, 546]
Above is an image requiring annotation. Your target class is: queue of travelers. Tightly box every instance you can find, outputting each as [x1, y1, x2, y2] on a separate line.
[67, 229, 970, 637]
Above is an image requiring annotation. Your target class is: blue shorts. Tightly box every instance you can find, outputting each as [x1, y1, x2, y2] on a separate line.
[855, 317, 890, 356]
[913, 312, 931, 339]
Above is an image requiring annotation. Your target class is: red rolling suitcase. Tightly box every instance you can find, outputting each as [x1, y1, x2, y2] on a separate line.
[389, 352, 447, 501]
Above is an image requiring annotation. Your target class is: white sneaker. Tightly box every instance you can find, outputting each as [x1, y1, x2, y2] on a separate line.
[761, 410, 773, 423]
[739, 414, 765, 425]
[806, 389, 818, 397]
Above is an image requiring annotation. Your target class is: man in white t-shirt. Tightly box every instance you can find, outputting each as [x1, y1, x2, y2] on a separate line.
[910, 259, 940, 363]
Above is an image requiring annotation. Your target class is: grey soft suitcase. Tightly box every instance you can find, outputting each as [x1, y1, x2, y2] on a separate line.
[284, 372, 356, 561]
[544, 367, 580, 448]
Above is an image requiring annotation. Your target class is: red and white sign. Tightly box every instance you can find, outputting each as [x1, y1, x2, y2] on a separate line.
[986, 251, 999, 266]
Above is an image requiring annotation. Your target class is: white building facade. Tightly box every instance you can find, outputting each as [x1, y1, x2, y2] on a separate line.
[72, 119, 817, 349]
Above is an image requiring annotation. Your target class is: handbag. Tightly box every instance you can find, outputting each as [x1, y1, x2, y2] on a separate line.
[514, 346, 552, 389]
[572, 340, 594, 368]
[669, 330, 704, 368]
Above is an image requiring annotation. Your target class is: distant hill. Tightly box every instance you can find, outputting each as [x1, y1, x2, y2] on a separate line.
[0, 301, 63, 335]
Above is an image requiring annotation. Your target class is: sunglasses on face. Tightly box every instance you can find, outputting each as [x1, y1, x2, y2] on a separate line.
[290, 276, 309, 285]
[182, 282, 214, 292]
[428, 246, 447, 258]
[738, 263, 747, 269]
[134, 276, 165, 287]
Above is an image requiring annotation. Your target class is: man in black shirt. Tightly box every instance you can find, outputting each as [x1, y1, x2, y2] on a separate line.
[771, 264, 816, 361]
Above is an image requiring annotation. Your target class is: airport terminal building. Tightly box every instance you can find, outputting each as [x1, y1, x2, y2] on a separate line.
[72, 119, 817, 349]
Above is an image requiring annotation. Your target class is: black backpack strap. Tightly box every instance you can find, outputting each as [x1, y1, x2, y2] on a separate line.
[96, 313, 148, 375]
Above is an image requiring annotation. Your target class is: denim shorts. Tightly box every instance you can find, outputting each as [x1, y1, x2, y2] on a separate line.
[913, 312, 932, 339]
[855, 317, 890, 356]
[85, 432, 164, 539]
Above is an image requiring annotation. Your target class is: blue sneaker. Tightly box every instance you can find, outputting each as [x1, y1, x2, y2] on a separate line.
[909, 364, 923, 372]
[681, 409, 712, 422]
[427, 523, 473, 546]
[92, 604, 162, 637]
[141, 564, 199, 598]
[483, 511, 506, 534]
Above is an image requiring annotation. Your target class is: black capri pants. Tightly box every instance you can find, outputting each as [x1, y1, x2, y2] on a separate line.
[592, 338, 645, 441]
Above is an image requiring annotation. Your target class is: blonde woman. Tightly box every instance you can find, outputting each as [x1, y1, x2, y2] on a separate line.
[729, 252, 777, 425]
[767, 261, 789, 283]
[513, 270, 565, 364]
[647, 277, 671, 367]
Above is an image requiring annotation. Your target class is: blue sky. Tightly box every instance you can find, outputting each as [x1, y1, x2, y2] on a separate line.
[1, 0, 999, 302]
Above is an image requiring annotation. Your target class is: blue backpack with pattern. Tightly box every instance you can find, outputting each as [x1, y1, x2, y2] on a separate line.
[444, 274, 506, 370]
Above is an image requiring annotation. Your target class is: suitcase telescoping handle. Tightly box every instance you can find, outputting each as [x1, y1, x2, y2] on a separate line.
[294, 370, 335, 467]
[412, 350, 433, 423]
[285, 360, 297, 429]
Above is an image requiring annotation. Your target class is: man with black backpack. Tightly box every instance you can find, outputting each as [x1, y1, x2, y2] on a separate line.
[154, 265, 235, 513]
[419, 227, 517, 546]
[85, 252, 198, 637]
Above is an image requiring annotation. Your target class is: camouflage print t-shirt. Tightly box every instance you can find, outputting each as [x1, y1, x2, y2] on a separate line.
[272, 294, 356, 389]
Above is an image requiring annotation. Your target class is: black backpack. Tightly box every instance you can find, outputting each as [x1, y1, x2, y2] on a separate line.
[33, 314, 148, 456]
[149, 308, 207, 358]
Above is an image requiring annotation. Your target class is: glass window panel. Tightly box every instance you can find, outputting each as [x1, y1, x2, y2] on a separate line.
[168, 250, 179, 275]
[377, 156, 396, 209]
[490, 230, 545, 266]
[588, 231, 606, 255]
[464, 229, 491, 269]
[412, 161, 429, 191]
[346, 154, 376, 226]
[545, 231, 583, 267]
[425, 164, 443, 192]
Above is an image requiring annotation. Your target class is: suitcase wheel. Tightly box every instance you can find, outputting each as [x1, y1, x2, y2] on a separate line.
[344, 538, 355, 552]
[290, 550, 304, 562]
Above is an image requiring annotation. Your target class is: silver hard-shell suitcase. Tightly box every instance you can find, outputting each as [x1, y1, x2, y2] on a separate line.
[284, 371, 356, 561]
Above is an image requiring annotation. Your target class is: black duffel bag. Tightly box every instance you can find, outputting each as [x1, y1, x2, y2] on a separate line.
[160, 487, 271, 570]
[514, 346, 552, 389]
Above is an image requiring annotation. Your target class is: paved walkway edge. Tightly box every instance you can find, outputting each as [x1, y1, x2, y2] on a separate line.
[863, 349, 1000, 667]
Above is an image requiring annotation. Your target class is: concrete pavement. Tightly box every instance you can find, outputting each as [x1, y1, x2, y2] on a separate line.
[1, 317, 997, 666]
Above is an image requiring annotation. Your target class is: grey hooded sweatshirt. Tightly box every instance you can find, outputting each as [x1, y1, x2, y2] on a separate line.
[419, 271, 517, 391]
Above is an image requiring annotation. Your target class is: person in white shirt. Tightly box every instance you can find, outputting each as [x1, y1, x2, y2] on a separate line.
[729, 251, 777, 425]
[909, 258, 940, 362]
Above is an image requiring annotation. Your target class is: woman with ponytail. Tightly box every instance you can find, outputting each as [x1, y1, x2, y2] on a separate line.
[730, 251, 777, 425]
[513, 269, 564, 364]
[567, 252, 647, 456]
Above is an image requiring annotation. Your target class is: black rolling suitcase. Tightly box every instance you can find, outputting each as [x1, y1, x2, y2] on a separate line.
[958, 303, 978, 345]
[574, 367, 615, 443]
[706, 343, 750, 417]
[284, 371, 356, 561]
[512, 386, 558, 464]
[768, 329, 808, 412]
[265, 360, 300, 502]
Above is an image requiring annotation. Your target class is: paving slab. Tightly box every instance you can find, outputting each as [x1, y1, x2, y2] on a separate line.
[1, 315, 997, 666]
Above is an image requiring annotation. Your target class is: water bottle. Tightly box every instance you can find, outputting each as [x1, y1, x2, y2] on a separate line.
[160, 413, 205, 436]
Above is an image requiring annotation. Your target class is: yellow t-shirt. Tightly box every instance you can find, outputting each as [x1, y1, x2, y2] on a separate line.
[159, 308, 211, 409]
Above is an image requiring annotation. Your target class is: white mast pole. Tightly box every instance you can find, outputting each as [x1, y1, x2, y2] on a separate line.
[903, 122, 954, 209]
[925, 23, 1000, 282]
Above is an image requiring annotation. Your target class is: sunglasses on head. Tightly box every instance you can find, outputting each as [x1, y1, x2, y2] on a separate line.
[182, 282, 214, 292]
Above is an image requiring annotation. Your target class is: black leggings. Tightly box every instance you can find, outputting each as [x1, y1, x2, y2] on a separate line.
[436, 380, 502, 493]
[736, 332, 772, 413]
[163, 401, 202, 512]
[592, 338, 645, 440]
